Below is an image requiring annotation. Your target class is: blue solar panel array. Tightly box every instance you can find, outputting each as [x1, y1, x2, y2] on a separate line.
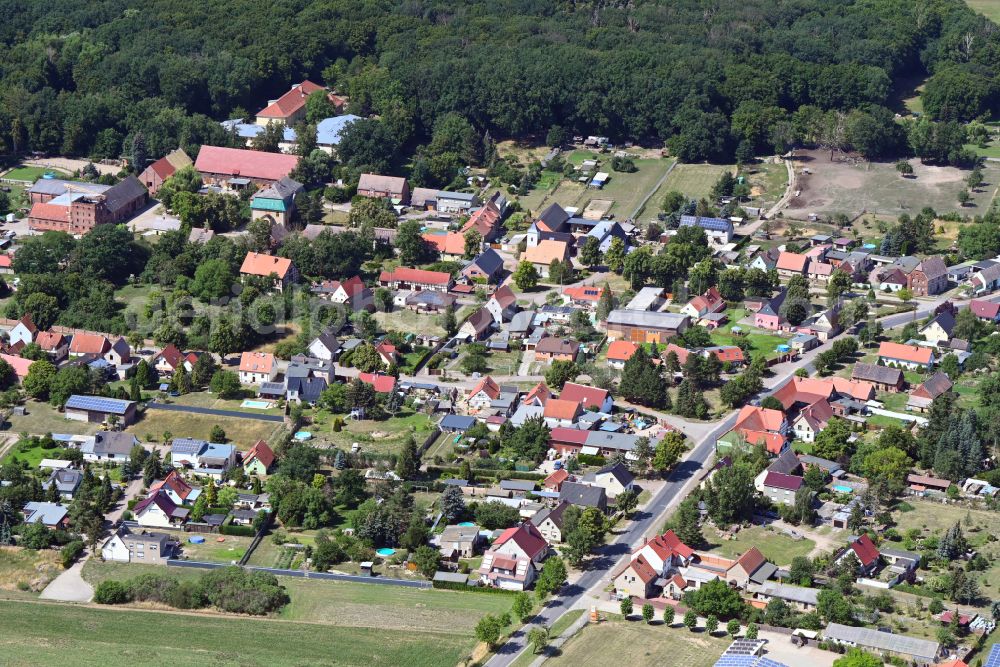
[64, 395, 133, 414]
[714, 657, 787, 667]
[984, 643, 1000, 667]
[680, 214, 734, 233]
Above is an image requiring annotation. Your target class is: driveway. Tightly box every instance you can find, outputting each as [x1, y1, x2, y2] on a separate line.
[106, 476, 145, 524]
[39, 547, 93, 603]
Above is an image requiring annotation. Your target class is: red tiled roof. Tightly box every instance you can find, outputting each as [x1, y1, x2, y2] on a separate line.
[468, 375, 501, 401]
[626, 554, 658, 584]
[776, 252, 809, 272]
[149, 470, 194, 501]
[879, 341, 933, 365]
[35, 331, 66, 350]
[461, 200, 501, 236]
[239, 352, 274, 374]
[709, 346, 744, 363]
[558, 382, 609, 410]
[735, 405, 785, 433]
[549, 427, 589, 445]
[523, 381, 551, 406]
[543, 398, 582, 421]
[240, 252, 293, 279]
[422, 232, 466, 255]
[195, 146, 299, 182]
[733, 546, 767, 575]
[660, 529, 695, 560]
[493, 522, 548, 560]
[29, 202, 70, 223]
[544, 469, 569, 489]
[245, 440, 276, 469]
[490, 285, 517, 309]
[257, 80, 326, 120]
[737, 429, 787, 455]
[849, 534, 880, 567]
[969, 299, 1000, 320]
[563, 285, 605, 302]
[147, 156, 176, 181]
[664, 343, 690, 365]
[0, 255, 11, 268]
[0, 353, 33, 379]
[15, 315, 37, 334]
[379, 267, 452, 286]
[70, 332, 110, 355]
[358, 372, 396, 393]
[607, 340, 638, 362]
[154, 344, 184, 369]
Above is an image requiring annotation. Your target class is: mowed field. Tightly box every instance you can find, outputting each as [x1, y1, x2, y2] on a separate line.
[647, 163, 735, 213]
[966, 0, 1000, 23]
[75, 560, 516, 666]
[783, 149, 1000, 219]
[547, 620, 731, 667]
[124, 408, 286, 450]
[0, 598, 475, 667]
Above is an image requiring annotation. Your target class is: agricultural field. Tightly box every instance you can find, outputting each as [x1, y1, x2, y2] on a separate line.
[0, 547, 62, 593]
[702, 525, 816, 566]
[547, 619, 731, 667]
[0, 597, 477, 667]
[783, 149, 1000, 219]
[125, 408, 286, 450]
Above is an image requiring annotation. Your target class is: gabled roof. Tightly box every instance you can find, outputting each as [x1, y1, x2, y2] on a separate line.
[240, 252, 293, 279]
[195, 145, 299, 181]
[358, 173, 408, 196]
[463, 308, 494, 335]
[239, 351, 275, 374]
[607, 340, 638, 362]
[149, 470, 195, 501]
[559, 382, 609, 410]
[256, 80, 327, 119]
[523, 381, 551, 406]
[620, 554, 658, 584]
[490, 285, 517, 309]
[912, 372, 952, 400]
[537, 203, 570, 231]
[14, 314, 38, 334]
[70, 332, 110, 355]
[914, 255, 947, 280]
[468, 375, 501, 400]
[732, 546, 767, 575]
[851, 362, 902, 386]
[763, 471, 803, 492]
[154, 344, 184, 369]
[563, 285, 605, 303]
[796, 399, 834, 432]
[543, 398, 582, 421]
[559, 481, 606, 508]
[921, 310, 955, 336]
[848, 534, 880, 567]
[969, 299, 1000, 320]
[522, 239, 569, 266]
[493, 522, 548, 560]
[134, 489, 182, 518]
[535, 337, 579, 356]
[467, 248, 504, 276]
[0, 353, 33, 379]
[776, 252, 809, 272]
[423, 232, 465, 255]
[543, 469, 569, 489]
[736, 429, 788, 456]
[245, 440, 275, 469]
[358, 372, 397, 393]
[379, 267, 452, 286]
[596, 462, 634, 487]
[879, 341, 933, 365]
[734, 405, 785, 433]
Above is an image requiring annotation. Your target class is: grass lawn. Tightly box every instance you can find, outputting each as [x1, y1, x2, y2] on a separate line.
[176, 534, 255, 564]
[709, 309, 788, 358]
[1, 165, 70, 181]
[375, 308, 452, 338]
[0, 547, 62, 593]
[891, 499, 1000, 603]
[743, 159, 789, 210]
[965, 141, 1000, 160]
[651, 163, 735, 204]
[965, 0, 1000, 23]
[0, 597, 476, 667]
[5, 401, 103, 439]
[125, 408, 286, 450]
[165, 391, 285, 417]
[703, 525, 815, 566]
[548, 619, 731, 667]
[550, 608, 586, 637]
[307, 409, 436, 455]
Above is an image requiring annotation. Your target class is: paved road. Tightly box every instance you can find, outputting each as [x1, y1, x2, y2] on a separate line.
[878, 291, 1000, 330]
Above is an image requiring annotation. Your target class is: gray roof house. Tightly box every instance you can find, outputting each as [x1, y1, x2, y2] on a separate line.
[823, 623, 939, 664]
[559, 481, 607, 511]
[82, 431, 138, 462]
[286, 376, 327, 404]
[44, 468, 83, 499]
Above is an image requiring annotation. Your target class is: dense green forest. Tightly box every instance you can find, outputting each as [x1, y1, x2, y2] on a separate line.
[0, 0, 997, 165]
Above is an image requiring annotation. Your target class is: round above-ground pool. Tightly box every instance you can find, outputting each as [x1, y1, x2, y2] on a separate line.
[376, 548, 396, 557]
[188, 536, 206, 544]
[458, 522, 476, 527]
[832, 485, 853, 494]
[294, 431, 312, 441]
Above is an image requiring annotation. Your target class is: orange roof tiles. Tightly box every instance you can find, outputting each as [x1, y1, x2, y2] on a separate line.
[879, 341, 933, 365]
[240, 252, 293, 279]
[607, 340, 638, 362]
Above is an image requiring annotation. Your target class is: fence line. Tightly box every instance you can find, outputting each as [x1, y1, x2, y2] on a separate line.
[166, 558, 431, 588]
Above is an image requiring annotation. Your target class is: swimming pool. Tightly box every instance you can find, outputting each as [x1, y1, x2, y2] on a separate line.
[376, 548, 396, 557]
[294, 431, 312, 441]
[832, 485, 853, 494]
[458, 522, 476, 527]
[241, 399, 272, 409]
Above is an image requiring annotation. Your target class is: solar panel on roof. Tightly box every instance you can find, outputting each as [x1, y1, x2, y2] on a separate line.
[984, 644, 1000, 667]
[64, 395, 133, 414]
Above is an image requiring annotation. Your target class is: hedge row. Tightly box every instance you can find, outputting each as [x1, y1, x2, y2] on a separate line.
[220, 524, 256, 537]
[432, 580, 519, 595]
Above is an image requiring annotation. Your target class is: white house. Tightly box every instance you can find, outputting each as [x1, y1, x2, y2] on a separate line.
[477, 523, 550, 591]
[467, 376, 501, 411]
[133, 490, 188, 527]
[8, 315, 38, 347]
[101, 527, 174, 564]
[307, 332, 340, 361]
[171, 439, 237, 478]
[631, 530, 695, 576]
[584, 463, 635, 499]
[238, 352, 277, 385]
